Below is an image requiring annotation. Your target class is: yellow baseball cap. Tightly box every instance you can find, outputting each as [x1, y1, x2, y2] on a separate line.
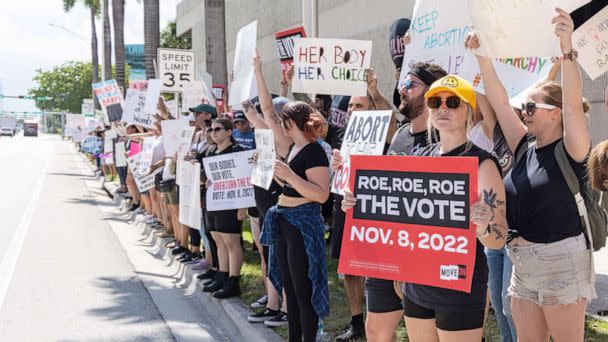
[425, 75, 476, 111]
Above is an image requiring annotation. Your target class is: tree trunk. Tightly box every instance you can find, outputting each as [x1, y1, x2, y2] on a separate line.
[144, 0, 160, 80]
[90, 5, 100, 109]
[102, 0, 112, 80]
[112, 0, 125, 93]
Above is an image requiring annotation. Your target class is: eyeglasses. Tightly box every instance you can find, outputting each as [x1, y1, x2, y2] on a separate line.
[207, 127, 226, 133]
[427, 96, 461, 109]
[521, 102, 557, 116]
[403, 79, 426, 90]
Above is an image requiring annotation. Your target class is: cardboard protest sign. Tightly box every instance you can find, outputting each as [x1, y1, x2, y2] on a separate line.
[115, 142, 127, 167]
[573, 5, 608, 80]
[338, 155, 479, 293]
[181, 81, 217, 110]
[143, 79, 162, 115]
[65, 114, 86, 137]
[122, 89, 156, 128]
[203, 150, 256, 211]
[229, 20, 258, 107]
[331, 111, 392, 196]
[178, 162, 202, 229]
[212, 84, 226, 109]
[92, 79, 124, 122]
[82, 136, 103, 155]
[127, 154, 162, 192]
[471, 0, 590, 58]
[138, 137, 155, 175]
[399, 0, 554, 99]
[157, 48, 195, 92]
[165, 99, 179, 117]
[275, 27, 307, 72]
[250, 129, 276, 190]
[292, 38, 373, 96]
[176, 126, 196, 161]
[160, 119, 190, 157]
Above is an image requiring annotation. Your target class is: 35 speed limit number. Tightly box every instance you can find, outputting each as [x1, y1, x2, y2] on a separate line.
[349, 226, 469, 254]
[157, 48, 195, 92]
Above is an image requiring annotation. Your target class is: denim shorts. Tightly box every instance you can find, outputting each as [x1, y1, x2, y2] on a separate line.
[507, 233, 596, 306]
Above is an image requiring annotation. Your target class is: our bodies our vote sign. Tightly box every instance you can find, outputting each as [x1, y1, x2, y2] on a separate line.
[203, 150, 256, 211]
[338, 155, 478, 293]
[331, 111, 392, 196]
[292, 38, 373, 96]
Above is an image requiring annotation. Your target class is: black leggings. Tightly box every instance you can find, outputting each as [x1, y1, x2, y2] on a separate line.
[276, 215, 318, 342]
[189, 227, 201, 248]
[117, 166, 127, 185]
[203, 209, 218, 268]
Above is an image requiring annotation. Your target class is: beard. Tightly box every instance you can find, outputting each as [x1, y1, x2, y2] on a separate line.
[399, 93, 426, 120]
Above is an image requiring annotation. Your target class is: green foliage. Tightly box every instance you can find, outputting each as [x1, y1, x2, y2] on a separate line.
[160, 21, 192, 50]
[29, 61, 94, 113]
[63, 0, 100, 16]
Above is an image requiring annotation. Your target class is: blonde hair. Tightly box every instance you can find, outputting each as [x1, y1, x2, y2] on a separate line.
[426, 103, 475, 151]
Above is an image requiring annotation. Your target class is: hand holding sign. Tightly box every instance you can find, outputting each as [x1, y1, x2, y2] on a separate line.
[341, 189, 357, 212]
[330, 149, 343, 172]
[274, 159, 295, 183]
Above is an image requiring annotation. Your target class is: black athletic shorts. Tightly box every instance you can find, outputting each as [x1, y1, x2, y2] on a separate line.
[402, 296, 485, 331]
[248, 206, 259, 218]
[207, 210, 242, 234]
[365, 278, 403, 313]
[329, 195, 345, 259]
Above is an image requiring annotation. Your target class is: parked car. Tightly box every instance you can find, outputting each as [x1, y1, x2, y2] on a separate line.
[0, 127, 14, 137]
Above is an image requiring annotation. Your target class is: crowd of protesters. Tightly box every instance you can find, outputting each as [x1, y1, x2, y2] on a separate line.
[77, 7, 608, 342]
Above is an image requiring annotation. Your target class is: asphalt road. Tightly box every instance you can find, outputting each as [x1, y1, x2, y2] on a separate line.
[0, 134, 224, 341]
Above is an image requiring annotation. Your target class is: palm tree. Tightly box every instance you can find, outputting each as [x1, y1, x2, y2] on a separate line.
[112, 0, 126, 92]
[102, 0, 112, 80]
[63, 0, 100, 108]
[144, 0, 159, 80]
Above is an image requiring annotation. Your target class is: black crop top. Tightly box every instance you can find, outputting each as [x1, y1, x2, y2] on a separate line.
[404, 142, 500, 311]
[281, 142, 329, 198]
[503, 137, 587, 243]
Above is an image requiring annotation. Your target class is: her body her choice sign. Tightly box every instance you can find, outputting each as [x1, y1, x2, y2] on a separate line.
[291, 38, 373, 96]
[331, 110, 392, 196]
[337, 155, 479, 293]
[203, 150, 256, 211]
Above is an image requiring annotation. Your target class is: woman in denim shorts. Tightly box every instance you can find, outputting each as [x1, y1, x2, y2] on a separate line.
[467, 9, 596, 341]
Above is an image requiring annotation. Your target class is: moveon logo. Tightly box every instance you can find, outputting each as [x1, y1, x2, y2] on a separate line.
[440, 265, 466, 280]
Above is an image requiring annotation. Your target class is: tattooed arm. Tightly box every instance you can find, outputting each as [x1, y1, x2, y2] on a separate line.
[470, 159, 507, 249]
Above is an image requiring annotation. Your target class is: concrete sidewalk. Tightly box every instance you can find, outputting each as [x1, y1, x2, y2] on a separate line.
[84, 155, 283, 342]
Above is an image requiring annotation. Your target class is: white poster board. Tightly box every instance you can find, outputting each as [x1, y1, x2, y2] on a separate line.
[471, 0, 590, 58]
[160, 119, 189, 157]
[122, 88, 157, 128]
[143, 79, 162, 114]
[178, 162, 201, 229]
[203, 150, 256, 211]
[157, 48, 196, 92]
[250, 129, 276, 190]
[573, 5, 608, 80]
[228, 20, 258, 107]
[180, 81, 219, 110]
[331, 110, 392, 195]
[115, 142, 127, 167]
[65, 114, 86, 137]
[292, 38, 373, 96]
[138, 137, 155, 175]
[127, 154, 162, 192]
[399, 0, 554, 99]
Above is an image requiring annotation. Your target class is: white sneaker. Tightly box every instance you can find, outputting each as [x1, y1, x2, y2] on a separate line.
[133, 208, 144, 214]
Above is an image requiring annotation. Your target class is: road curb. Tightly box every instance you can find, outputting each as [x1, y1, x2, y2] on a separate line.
[93, 163, 283, 342]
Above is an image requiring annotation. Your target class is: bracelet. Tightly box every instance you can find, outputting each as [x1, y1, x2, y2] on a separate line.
[477, 225, 491, 239]
[562, 49, 578, 61]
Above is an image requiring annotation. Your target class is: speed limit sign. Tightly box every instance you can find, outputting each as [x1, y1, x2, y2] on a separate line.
[157, 48, 195, 92]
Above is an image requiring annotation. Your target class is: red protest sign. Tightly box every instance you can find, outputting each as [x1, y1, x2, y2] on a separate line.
[337, 155, 479, 293]
[212, 84, 226, 109]
[275, 27, 306, 72]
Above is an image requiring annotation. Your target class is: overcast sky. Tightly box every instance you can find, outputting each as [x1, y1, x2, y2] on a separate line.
[0, 0, 178, 112]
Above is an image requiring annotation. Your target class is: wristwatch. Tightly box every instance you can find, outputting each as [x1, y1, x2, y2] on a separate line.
[562, 49, 578, 61]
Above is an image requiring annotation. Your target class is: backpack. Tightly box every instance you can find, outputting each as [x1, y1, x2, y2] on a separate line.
[554, 141, 608, 251]
[515, 139, 608, 251]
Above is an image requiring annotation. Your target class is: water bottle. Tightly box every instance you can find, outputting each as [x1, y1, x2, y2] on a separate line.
[316, 319, 330, 342]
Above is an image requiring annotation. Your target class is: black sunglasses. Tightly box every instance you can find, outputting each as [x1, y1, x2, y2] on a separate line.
[427, 96, 461, 109]
[520, 102, 557, 117]
[207, 127, 226, 133]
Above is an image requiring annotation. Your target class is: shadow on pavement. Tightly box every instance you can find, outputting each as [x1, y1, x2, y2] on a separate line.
[65, 197, 114, 207]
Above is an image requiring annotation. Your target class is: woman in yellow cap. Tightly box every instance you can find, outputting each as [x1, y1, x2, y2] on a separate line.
[401, 74, 507, 341]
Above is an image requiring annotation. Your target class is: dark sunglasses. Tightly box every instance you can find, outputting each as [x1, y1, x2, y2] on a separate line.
[207, 127, 226, 133]
[427, 96, 461, 109]
[520, 102, 557, 116]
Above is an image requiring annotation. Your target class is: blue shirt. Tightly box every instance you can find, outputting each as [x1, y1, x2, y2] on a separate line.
[232, 129, 256, 150]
